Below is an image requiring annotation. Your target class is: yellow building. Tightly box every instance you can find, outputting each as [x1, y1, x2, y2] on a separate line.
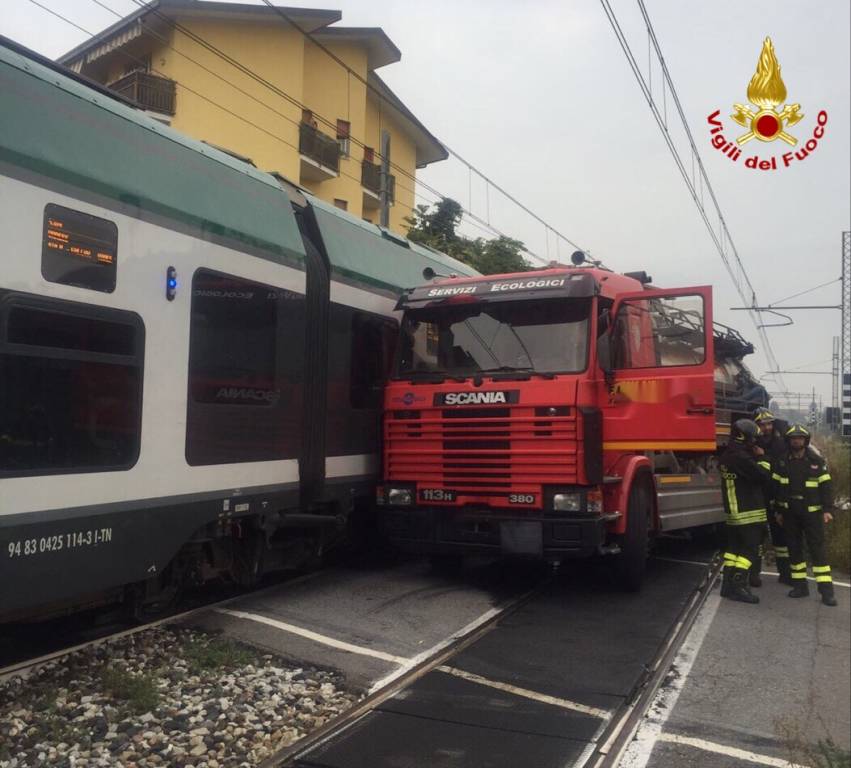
[59, 0, 446, 232]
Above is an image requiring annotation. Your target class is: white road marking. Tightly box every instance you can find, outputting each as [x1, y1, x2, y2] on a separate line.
[656, 732, 807, 767]
[760, 570, 850, 588]
[214, 609, 409, 664]
[618, 592, 722, 768]
[367, 605, 507, 694]
[653, 556, 712, 567]
[437, 665, 611, 719]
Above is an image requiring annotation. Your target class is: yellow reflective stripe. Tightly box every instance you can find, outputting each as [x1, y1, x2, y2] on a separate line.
[776, 501, 788, 508]
[807, 505, 822, 512]
[791, 572, 808, 580]
[724, 476, 739, 516]
[815, 575, 833, 583]
[812, 565, 831, 573]
[723, 552, 737, 563]
[736, 555, 751, 570]
[805, 480, 819, 488]
[817, 473, 831, 483]
[757, 460, 771, 470]
[771, 473, 789, 484]
[774, 547, 789, 557]
[790, 562, 807, 571]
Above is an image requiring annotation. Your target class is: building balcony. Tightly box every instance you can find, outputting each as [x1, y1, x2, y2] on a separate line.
[298, 122, 340, 181]
[109, 70, 176, 116]
[361, 161, 395, 208]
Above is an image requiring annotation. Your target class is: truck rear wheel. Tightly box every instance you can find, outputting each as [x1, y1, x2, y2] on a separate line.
[613, 479, 651, 592]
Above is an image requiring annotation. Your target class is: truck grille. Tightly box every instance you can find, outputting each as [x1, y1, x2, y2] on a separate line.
[385, 405, 578, 492]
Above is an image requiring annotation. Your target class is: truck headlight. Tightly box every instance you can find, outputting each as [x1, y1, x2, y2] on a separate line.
[553, 492, 581, 512]
[388, 488, 413, 506]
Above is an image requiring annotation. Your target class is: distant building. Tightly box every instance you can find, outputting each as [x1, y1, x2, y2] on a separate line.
[59, 0, 446, 232]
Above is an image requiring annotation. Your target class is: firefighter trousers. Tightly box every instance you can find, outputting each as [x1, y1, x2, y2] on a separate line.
[784, 502, 832, 586]
[767, 510, 788, 561]
[723, 522, 763, 575]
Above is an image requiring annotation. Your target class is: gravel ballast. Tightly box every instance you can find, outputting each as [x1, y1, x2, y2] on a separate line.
[0, 627, 359, 767]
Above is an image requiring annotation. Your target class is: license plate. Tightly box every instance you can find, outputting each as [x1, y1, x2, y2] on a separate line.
[500, 521, 543, 555]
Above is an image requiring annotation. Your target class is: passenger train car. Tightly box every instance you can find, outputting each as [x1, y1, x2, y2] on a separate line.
[0, 37, 476, 621]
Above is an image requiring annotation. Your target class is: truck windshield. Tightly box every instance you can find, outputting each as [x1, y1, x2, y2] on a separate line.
[397, 298, 590, 377]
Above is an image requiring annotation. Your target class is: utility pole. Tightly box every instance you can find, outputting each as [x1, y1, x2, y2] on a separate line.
[379, 129, 391, 229]
[842, 231, 850, 437]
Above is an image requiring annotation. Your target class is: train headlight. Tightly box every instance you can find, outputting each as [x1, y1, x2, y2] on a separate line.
[553, 492, 582, 512]
[388, 488, 413, 506]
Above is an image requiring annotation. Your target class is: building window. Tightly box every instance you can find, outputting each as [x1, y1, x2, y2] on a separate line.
[186, 269, 305, 465]
[333, 199, 348, 211]
[363, 146, 375, 163]
[0, 293, 144, 476]
[336, 119, 350, 157]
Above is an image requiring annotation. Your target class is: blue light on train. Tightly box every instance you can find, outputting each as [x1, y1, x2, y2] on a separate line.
[166, 266, 178, 301]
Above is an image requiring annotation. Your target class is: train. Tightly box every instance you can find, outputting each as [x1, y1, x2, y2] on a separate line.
[0, 36, 476, 622]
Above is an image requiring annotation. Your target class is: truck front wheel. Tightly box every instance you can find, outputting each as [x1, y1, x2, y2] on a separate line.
[613, 479, 652, 592]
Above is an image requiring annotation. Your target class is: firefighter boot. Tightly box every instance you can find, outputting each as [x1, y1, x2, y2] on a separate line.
[749, 556, 762, 588]
[776, 558, 792, 586]
[788, 582, 810, 598]
[818, 583, 837, 607]
[728, 570, 759, 604]
[720, 566, 734, 597]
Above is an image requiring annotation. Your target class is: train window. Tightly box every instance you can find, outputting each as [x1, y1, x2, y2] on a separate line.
[326, 302, 397, 456]
[351, 311, 397, 409]
[186, 270, 305, 465]
[0, 294, 144, 476]
[42, 204, 118, 293]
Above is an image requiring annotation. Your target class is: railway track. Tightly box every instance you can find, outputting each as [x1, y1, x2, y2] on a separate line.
[1, 550, 718, 768]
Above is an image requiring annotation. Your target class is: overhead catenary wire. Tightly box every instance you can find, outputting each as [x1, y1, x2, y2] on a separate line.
[28, 0, 537, 262]
[599, 0, 788, 395]
[254, 0, 590, 258]
[95, 0, 554, 262]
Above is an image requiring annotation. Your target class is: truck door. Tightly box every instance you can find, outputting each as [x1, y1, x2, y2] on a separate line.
[600, 286, 716, 451]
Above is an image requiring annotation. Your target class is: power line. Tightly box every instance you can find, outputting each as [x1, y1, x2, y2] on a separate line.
[600, 0, 788, 395]
[254, 0, 590, 258]
[102, 0, 553, 262]
[768, 277, 841, 307]
[28, 0, 542, 265]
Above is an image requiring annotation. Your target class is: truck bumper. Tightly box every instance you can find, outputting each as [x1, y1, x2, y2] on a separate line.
[380, 507, 606, 559]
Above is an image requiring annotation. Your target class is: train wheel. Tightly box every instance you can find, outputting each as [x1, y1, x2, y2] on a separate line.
[613, 479, 651, 592]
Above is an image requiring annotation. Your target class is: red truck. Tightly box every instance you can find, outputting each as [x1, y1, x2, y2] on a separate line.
[377, 255, 767, 589]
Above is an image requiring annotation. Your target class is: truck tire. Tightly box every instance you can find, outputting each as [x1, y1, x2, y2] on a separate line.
[613, 479, 651, 592]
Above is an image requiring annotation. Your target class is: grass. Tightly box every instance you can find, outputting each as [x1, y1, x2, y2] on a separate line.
[777, 715, 851, 768]
[822, 437, 850, 574]
[100, 666, 160, 714]
[182, 636, 257, 674]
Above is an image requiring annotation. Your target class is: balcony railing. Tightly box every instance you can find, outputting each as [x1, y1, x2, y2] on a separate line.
[298, 122, 340, 173]
[109, 70, 176, 116]
[361, 161, 396, 204]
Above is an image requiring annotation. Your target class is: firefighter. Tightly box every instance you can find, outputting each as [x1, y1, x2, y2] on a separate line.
[774, 424, 838, 607]
[753, 407, 791, 585]
[719, 419, 772, 604]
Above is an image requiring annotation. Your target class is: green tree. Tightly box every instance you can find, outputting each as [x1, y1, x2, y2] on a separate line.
[405, 199, 531, 275]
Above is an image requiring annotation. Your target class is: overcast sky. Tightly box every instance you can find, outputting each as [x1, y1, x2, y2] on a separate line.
[3, 0, 849, 415]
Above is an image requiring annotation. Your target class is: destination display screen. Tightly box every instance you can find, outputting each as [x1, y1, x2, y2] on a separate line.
[42, 204, 117, 293]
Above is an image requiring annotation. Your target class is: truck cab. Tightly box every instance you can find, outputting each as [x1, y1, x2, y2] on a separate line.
[377, 262, 724, 588]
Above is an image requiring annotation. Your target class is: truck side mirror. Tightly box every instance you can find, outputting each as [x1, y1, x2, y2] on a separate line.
[596, 335, 612, 375]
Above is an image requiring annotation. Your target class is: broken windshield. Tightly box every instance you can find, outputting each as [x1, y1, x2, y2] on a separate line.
[396, 298, 591, 377]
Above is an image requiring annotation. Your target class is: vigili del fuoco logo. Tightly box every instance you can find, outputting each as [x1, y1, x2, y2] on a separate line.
[707, 37, 827, 171]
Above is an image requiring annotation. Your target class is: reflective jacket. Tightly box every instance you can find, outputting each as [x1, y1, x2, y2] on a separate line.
[718, 443, 772, 526]
[774, 449, 833, 513]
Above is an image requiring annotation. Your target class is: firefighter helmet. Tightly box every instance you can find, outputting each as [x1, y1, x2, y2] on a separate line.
[753, 407, 775, 424]
[731, 418, 760, 445]
[784, 423, 810, 446]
